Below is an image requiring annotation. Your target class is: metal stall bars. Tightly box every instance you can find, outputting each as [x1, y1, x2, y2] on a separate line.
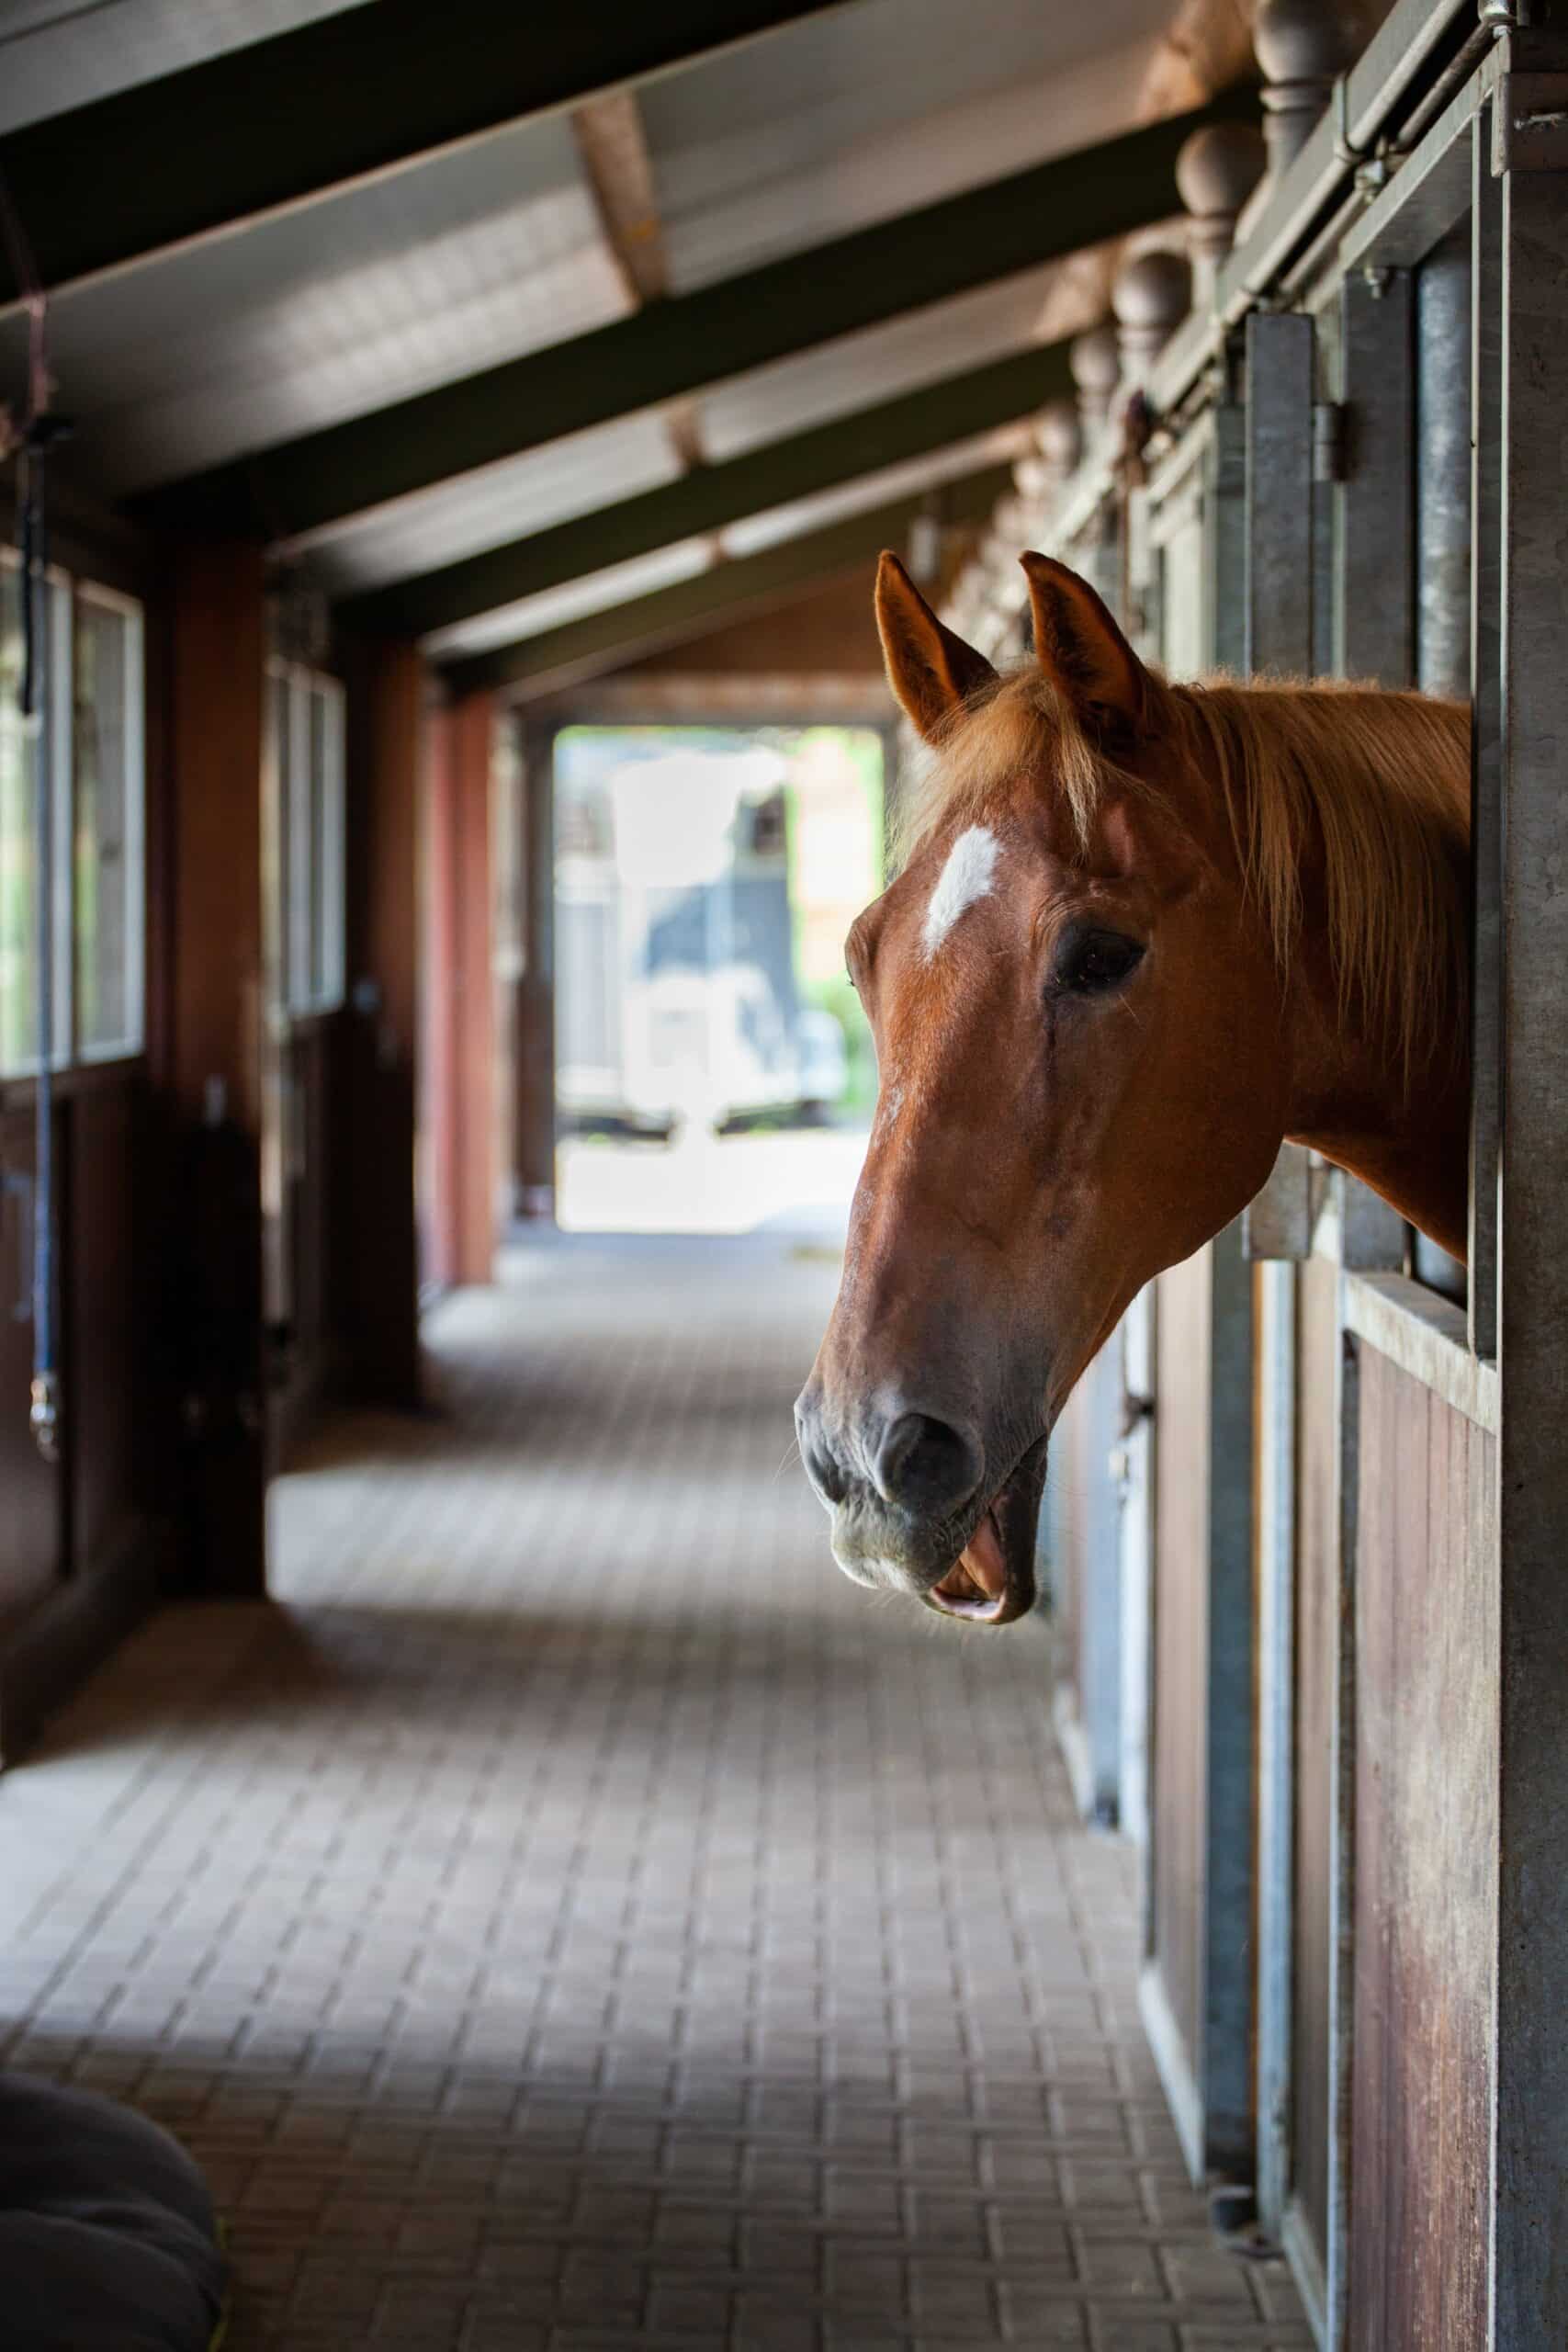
[1226, 6, 1553, 2345]
[943, 6, 1568, 2336]
[1027, 321, 1137, 1837]
[1128, 314, 1259, 2201]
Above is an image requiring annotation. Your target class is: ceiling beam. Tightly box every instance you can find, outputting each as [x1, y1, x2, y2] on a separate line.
[340, 340, 1072, 639]
[438, 464, 1012, 700]
[0, 0, 847, 306]
[146, 85, 1254, 543]
[570, 90, 672, 307]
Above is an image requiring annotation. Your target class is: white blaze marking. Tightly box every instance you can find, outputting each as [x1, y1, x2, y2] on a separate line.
[921, 825, 999, 957]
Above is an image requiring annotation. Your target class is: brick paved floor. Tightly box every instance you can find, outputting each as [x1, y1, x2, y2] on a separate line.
[0, 1230, 1308, 2350]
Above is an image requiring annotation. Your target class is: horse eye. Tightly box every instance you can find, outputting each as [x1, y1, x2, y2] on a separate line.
[1054, 928, 1145, 996]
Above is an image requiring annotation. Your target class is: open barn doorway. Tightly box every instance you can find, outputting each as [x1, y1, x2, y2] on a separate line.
[544, 721, 884, 1246]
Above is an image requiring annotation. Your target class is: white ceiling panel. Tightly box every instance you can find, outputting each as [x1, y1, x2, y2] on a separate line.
[694, 264, 1065, 463]
[300, 413, 686, 594]
[721, 426, 1032, 559]
[424, 541, 714, 660]
[0, 0, 371, 132]
[0, 113, 628, 493]
[640, 0, 1172, 291]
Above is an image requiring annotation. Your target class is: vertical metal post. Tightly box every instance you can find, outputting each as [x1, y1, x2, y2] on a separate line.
[1243, 302, 1315, 2245]
[1470, 122, 1503, 1362]
[1416, 227, 1472, 704]
[1492, 45, 1568, 2344]
[1255, 1257, 1296, 2243]
[1203, 1217, 1256, 2180]
[1116, 1284, 1156, 1853]
[1081, 1340, 1124, 1826]
[1246, 311, 1315, 678]
[1337, 267, 1414, 689]
[1212, 403, 1247, 675]
[1327, 1328, 1359, 2352]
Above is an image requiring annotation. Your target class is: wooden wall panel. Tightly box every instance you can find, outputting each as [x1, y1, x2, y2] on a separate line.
[167, 540, 266, 1594]
[423, 693, 496, 1286]
[1151, 1243, 1212, 2087]
[336, 637, 423, 1405]
[1292, 1250, 1339, 2279]
[169, 544, 265, 1128]
[69, 1080, 139, 1571]
[1348, 1347, 1496, 2350]
[512, 727, 557, 1220]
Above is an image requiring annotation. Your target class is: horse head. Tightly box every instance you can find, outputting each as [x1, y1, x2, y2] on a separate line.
[795, 551, 1303, 1625]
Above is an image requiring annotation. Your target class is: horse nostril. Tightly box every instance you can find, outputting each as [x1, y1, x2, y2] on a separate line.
[795, 1392, 848, 1507]
[805, 1440, 847, 1505]
[873, 1411, 980, 1512]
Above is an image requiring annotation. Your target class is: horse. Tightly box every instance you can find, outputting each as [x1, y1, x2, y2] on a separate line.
[795, 548, 1472, 1625]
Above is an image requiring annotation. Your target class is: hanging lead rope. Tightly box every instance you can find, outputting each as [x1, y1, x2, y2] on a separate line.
[17, 423, 59, 1463]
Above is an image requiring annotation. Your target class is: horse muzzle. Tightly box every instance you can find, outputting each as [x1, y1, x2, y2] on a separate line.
[795, 1384, 1047, 1627]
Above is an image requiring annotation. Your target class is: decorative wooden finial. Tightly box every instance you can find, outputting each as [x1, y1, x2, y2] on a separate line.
[1069, 324, 1121, 432]
[1254, 0, 1366, 180]
[1012, 398, 1083, 513]
[1035, 398, 1083, 486]
[1177, 121, 1268, 297]
[1111, 249, 1192, 382]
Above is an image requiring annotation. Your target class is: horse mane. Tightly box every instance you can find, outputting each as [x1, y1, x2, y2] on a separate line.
[893, 664, 1472, 1083]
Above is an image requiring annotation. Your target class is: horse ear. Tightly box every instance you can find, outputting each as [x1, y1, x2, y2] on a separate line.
[874, 551, 996, 744]
[1020, 551, 1147, 736]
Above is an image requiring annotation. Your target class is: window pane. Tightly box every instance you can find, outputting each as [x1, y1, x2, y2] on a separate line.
[264, 667, 292, 1014]
[0, 565, 68, 1074]
[303, 681, 344, 1012]
[0, 566, 39, 1073]
[307, 687, 326, 1005]
[73, 589, 144, 1058]
[287, 673, 312, 1013]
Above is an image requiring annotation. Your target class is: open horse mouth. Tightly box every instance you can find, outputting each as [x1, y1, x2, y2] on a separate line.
[924, 1435, 1048, 1626]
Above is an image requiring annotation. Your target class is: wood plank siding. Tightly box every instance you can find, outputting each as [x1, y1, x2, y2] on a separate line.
[1348, 1343, 1496, 2349]
[1150, 1243, 1212, 2110]
[1292, 1251, 1338, 2277]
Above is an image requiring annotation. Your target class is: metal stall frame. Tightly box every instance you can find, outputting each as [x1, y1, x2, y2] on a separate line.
[978, 5, 1568, 2342]
[1134, 394, 1259, 2195]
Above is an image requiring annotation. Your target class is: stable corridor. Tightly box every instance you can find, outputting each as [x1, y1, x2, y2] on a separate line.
[0, 1234, 1305, 2351]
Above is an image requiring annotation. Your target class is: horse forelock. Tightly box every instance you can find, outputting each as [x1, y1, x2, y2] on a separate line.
[890, 672, 1122, 874]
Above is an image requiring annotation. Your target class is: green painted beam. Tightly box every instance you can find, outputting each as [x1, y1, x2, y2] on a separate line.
[147, 85, 1255, 542]
[439, 463, 1013, 699]
[0, 1, 846, 301]
[342, 340, 1073, 637]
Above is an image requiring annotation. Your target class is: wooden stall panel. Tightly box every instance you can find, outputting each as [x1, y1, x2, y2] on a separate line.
[68, 1080, 140, 1571]
[1292, 1253, 1338, 2286]
[1150, 1243, 1211, 2091]
[1348, 1347, 1496, 2352]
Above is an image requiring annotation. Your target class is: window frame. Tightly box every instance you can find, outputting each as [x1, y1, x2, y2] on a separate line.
[72, 576, 147, 1068]
[265, 657, 347, 1023]
[0, 546, 78, 1080]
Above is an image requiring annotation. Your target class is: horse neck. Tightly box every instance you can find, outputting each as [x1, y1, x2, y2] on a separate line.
[1235, 686, 1474, 1263]
[1286, 1053, 1472, 1263]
